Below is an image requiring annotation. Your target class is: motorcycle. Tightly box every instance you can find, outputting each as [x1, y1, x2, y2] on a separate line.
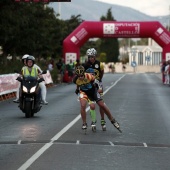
[16, 71, 46, 118]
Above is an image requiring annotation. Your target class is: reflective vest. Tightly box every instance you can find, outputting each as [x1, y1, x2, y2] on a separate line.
[22, 66, 38, 78]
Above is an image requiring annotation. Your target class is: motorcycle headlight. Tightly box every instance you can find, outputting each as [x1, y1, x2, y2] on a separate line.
[23, 86, 28, 93]
[30, 86, 36, 93]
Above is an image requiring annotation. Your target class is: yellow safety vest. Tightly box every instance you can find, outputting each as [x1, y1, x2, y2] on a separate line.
[22, 66, 38, 78]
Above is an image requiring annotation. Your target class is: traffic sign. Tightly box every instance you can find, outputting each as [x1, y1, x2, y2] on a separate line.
[131, 61, 137, 67]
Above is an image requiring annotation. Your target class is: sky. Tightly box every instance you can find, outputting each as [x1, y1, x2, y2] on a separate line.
[95, 0, 170, 16]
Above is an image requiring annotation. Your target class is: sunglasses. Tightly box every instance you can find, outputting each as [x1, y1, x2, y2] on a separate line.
[88, 56, 94, 58]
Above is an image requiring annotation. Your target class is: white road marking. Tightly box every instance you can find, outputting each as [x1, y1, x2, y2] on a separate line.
[17, 140, 21, 145]
[17, 75, 125, 170]
[143, 143, 148, 147]
[109, 141, 115, 146]
[76, 140, 80, 145]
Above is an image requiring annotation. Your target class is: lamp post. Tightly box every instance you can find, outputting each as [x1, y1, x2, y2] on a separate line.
[131, 48, 137, 73]
[145, 50, 151, 65]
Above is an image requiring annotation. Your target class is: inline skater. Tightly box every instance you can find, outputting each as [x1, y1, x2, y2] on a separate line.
[73, 65, 122, 133]
[83, 48, 106, 130]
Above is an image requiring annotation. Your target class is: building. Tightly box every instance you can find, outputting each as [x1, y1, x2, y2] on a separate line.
[129, 39, 162, 66]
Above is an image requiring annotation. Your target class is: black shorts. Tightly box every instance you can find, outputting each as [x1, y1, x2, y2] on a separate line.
[85, 88, 102, 103]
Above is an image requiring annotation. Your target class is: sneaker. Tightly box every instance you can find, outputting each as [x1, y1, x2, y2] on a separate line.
[13, 98, 19, 103]
[82, 123, 87, 130]
[101, 119, 106, 131]
[111, 119, 122, 133]
[41, 100, 48, 105]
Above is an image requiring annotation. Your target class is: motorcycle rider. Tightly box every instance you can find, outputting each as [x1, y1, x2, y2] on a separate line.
[13, 54, 48, 105]
[73, 65, 121, 132]
[22, 55, 40, 77]
[83, 48, 106, 130]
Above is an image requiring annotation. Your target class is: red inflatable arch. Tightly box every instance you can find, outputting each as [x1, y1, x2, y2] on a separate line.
[63, 21, 170, 81]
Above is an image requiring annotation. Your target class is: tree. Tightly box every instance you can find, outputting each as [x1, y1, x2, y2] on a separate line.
[0, 0, 85, 73]
[0, 0, 64, 59]
[99, 8, 119, 63]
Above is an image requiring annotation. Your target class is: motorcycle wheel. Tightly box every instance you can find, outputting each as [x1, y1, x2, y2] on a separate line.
[25, 102, 32, 118]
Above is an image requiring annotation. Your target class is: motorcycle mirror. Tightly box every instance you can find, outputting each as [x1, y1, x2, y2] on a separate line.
[16, 76, 22, 82]
[42, 70, 47, 74]
[38, 78, 44, 83]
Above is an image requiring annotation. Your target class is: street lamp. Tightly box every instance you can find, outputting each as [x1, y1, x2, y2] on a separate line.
[131, 47, 137, 73]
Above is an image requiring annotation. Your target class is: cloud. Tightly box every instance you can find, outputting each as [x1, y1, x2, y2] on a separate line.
[94, 0, 170, 16]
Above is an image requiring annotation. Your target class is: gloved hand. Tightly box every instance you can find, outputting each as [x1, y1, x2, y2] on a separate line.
[75, 89, 80, 95]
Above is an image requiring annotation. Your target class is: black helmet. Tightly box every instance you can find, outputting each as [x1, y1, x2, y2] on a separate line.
[75, 65, 85, 75]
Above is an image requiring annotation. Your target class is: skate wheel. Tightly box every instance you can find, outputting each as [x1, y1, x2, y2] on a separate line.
[102, 125, 106, 131]
[118, 128, 122, 133]
[92, 126, 96, 132]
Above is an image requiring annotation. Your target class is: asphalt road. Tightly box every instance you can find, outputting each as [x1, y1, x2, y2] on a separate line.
[0, 73, 170, 170]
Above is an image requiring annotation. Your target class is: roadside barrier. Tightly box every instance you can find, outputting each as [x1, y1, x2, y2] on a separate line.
[0, 73, 19, 101]
[0, 70, 53, 102]
[42, 70, 53, 87]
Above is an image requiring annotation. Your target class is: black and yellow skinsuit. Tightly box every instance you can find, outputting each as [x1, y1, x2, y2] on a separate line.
[73, 73, 102, 102]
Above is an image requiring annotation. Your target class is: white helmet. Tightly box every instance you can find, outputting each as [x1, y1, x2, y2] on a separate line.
[86, 48, 97, 56]
[22, 54, 29, 60]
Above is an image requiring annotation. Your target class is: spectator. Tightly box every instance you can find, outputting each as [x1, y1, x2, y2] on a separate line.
[122, 64, 126, 73]
[56, 58, 64, 83]
[112, 64, 115, 73]
[48, 59, 54, 72]
[66, 59, 74, 83]
[164, 60, 170, 84]
[161, 60, 167, 83]
[108, 64, 113, 73]
[108, 63, 115, 73]
[74, 59, 81, 69]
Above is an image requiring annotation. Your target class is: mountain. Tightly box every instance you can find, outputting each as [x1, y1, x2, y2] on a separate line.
[48, 0, 169, 26]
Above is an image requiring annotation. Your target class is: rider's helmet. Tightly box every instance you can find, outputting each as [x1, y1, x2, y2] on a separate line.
[26, 55, 35, 67]
[22, 54, 29, 64]
[86, 48, 97, 57]
[85, 68, 95, 74]
[75, 65, 85, 76]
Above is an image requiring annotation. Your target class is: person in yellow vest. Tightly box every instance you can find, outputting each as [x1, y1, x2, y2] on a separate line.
[21, 55, 40, 78]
